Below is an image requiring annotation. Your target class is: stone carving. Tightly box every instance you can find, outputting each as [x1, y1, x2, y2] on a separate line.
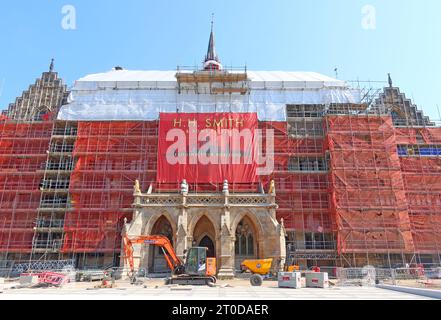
[223, 180, 229, 195]
[134, 180, 141, 194]
[269, 180, 276, 195]
[181, 180, 189, 195]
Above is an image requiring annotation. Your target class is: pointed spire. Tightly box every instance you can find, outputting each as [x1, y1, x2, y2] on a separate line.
[206, 14, 219, 63]
[49, 58, 55, 72]
[204, 15, 222, 71]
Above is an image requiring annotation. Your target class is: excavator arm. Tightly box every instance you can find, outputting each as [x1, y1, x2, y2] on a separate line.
[123, 235, 183, 277]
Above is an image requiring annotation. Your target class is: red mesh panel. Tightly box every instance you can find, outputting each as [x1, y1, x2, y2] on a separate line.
[327, 116, 414, 254]
[0, 122, 52, 253]
[400, 148, 441, 253]
[63, 122, 158, 253]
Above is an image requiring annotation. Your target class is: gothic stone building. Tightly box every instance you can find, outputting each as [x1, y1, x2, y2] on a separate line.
[1, 27, 441, 275]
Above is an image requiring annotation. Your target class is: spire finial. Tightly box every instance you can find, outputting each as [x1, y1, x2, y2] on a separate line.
[49, 58, 54, 72]
[211, 13, 215, 33]
[388, 73, 393, 88]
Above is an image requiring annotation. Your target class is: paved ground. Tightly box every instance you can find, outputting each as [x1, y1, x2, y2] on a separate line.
[0, 279, 435, 300]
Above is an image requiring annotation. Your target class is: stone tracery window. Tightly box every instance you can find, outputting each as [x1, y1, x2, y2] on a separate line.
[235, 219, 255, 256]
[33, 105, 50, 121]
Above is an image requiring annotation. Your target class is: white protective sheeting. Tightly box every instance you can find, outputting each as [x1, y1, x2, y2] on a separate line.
[58, 70, 361, 122]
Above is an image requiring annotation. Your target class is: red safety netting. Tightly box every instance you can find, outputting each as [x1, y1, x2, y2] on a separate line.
[260, 121, 332, 233]
[62, 122, 158, 253]
[400, 147, 441, 253]
[2, 117, 438, 260]
[63, 119, 333, 252]
[0, 122, 52, 253]
[395, 127, 441, 145]
[327, 116, 414, 254]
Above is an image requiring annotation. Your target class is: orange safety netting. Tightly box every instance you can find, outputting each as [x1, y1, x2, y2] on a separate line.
[0, 122, 53, 253]
[260, 121, 331, 232]
[63, 211, 125, 253]
[2, 117, 439, 258]
[327, 116, 414, 254]
[395, 127, 441, 145]
[62, 122, 158, 253]
[400, 151, 441, 253]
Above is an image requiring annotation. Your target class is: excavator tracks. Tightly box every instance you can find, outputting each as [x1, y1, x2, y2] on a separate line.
[167, 275, 217, 286]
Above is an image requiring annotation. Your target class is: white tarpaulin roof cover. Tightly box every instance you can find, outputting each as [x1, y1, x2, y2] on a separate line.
[58, 70, 361, 121]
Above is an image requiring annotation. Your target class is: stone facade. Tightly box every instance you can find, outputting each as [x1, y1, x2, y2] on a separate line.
[2, 61, 69, 121]
[122, 181, 286, 279]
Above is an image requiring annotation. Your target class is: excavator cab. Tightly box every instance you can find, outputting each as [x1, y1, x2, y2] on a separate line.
[184, 247, 216, 277]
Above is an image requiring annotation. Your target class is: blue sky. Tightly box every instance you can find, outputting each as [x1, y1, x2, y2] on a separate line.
[1, 0, 440, 120]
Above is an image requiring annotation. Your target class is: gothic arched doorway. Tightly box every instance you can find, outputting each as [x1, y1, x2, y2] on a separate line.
[193, 216, 217, 259]
[148, 215, 173, 273]
[199, 236, 215, 258]
[234, 216, 258, 270]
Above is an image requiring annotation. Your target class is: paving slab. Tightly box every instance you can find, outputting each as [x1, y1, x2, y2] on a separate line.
[0, 285, 434, 300]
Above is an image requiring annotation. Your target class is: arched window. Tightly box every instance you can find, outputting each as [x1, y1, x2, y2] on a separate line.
[33, 106, 50, 121]
[235, 219, 255, 256]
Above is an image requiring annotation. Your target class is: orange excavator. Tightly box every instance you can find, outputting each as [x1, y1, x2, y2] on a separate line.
[123, 235, 217, 286]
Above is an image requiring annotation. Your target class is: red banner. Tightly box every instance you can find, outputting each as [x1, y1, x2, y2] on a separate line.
[157, 113, 258, 184]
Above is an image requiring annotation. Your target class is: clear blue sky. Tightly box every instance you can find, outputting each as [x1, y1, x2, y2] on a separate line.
[1, 0, 440, 120]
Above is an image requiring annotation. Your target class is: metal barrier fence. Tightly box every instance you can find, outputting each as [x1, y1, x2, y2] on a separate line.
[0, 260, 75, 278]
[1, 264, 440, 289]
[336, 266, 377, 287]
[337, 266, 441, 287]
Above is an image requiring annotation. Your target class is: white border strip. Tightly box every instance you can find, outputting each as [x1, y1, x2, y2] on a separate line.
[377, 284, 441, 300]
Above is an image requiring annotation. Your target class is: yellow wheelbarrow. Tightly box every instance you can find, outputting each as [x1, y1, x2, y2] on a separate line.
[240, 259, 275, 287]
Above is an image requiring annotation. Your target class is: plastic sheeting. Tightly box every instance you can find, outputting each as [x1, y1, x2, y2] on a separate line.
[58, 89, 361, 122]
[57, 70, 361, 122]
[73, 70, 349, 88]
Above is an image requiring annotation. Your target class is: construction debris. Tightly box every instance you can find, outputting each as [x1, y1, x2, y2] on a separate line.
[18, 272, 68, 288]
[19, 275, 39, 287]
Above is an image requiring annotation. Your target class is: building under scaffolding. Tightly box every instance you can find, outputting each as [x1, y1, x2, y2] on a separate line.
[1, 32, 441, 272]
